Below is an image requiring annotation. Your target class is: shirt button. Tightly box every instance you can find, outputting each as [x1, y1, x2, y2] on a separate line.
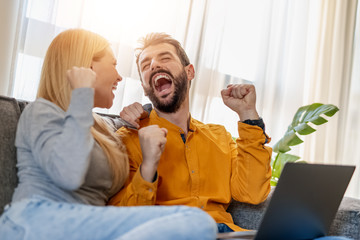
[148, 188, 153, 192]
[201, 205, 204, 209]
[191, 170, 195, 173]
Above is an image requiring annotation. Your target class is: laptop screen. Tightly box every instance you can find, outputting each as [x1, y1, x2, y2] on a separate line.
[254, 163, 355, 240]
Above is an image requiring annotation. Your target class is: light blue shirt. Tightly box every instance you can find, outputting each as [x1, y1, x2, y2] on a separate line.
[13, 88, 117, 206]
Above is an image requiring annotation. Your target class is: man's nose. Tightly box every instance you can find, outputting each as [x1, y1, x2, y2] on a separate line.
[150, 59, 162, 71]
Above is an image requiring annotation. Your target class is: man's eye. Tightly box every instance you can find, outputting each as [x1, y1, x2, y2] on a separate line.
[142, 64, 149, 71]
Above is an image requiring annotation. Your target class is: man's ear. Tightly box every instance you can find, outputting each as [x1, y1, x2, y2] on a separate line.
[185, 64, 195, 81]
[141, 82, 148, 96]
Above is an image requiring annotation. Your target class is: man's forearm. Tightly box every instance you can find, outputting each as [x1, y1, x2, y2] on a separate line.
[230, 123, 272, 204]
[108, 168, 158, 206]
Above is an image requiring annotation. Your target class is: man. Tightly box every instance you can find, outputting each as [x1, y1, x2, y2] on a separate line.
[109, 33, 272, 232]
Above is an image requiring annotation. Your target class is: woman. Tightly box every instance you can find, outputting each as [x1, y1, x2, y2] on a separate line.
[0, 29, 216, 240]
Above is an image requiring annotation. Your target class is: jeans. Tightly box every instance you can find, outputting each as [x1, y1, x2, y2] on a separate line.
[217, 223, 234, 233]
[0, 196, 217, 240]
[315, 238, 352, 240]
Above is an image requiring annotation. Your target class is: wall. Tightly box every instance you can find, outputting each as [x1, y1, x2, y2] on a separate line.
[0, 0, 21, 96]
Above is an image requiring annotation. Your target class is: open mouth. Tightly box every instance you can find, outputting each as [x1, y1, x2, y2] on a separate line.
[153, 73, 173, 95]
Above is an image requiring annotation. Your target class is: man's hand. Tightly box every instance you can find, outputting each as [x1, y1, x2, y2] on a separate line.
[66, 67, 96, 89]
[139, 125, 168, 182]
[120, 102, 150, 129]
[221, 84, 260, 121]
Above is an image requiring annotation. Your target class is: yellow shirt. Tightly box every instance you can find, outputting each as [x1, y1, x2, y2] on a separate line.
[109, 110, 272, 231]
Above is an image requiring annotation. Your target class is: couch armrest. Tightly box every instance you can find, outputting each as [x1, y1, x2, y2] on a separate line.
[0, 95, 29, 215]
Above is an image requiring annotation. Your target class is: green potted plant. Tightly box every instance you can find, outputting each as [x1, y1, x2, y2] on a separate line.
[270, 103, 339, 186]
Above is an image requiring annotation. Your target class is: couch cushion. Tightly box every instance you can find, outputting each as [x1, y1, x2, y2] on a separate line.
[0, 95, 28, 215]
[329, 196, 360, 239]
[227, 192, 271, 230]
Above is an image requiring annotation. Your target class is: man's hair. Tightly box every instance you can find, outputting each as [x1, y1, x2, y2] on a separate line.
[135, 33, 190, 78]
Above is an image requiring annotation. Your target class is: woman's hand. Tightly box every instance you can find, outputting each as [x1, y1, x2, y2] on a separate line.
[67, 67, 96, 89]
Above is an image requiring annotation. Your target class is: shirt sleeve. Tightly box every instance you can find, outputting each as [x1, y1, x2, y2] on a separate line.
[230, 122, 272, 204]
[108, 128, 158, 206]
[16, 88, 95, 191]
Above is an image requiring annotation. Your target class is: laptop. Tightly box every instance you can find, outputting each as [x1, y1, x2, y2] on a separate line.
[217, 162, 355, 240]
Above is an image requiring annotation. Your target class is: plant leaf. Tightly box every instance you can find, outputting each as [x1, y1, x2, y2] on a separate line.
[294, 123, 316, 135]
[273, 103, 339, 153]
[310, 116, 328, 125]
[272, 152, 301, 178]
[273, 131, 303, 153]
[270, 178, 278, 187]
[271, 103, 338, 186]
[300, 103, 339, 125]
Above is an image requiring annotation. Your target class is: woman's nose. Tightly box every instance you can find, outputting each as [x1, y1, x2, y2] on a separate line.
[117, 73, 122, 82]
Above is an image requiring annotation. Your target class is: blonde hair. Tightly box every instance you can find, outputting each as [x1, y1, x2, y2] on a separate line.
[37, 29, 128, 192]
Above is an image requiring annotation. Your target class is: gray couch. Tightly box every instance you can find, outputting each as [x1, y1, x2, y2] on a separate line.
[1, 95, 360, 239]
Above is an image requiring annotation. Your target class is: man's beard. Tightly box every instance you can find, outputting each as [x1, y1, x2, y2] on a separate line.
[144, 69, 188, 113]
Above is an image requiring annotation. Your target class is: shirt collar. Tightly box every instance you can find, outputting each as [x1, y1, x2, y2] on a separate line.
[148, 110, 197, 133]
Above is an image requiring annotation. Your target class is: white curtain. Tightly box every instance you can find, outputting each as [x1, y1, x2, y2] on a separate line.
[7, 0, 360, 197]
[342, 2, 360, 198]
[188, 0, 359, 197]
[11, 0, 193, 112]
